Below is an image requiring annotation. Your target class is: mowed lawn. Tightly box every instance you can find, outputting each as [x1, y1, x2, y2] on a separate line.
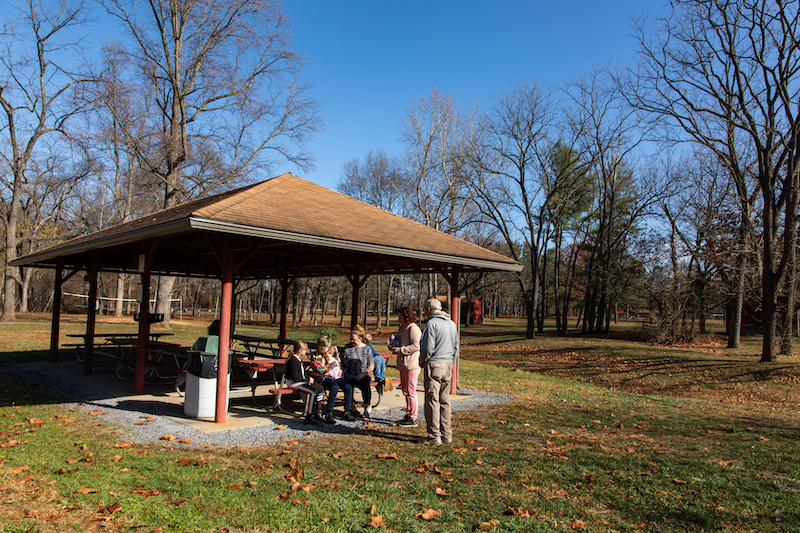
[1, 316, 799, 532]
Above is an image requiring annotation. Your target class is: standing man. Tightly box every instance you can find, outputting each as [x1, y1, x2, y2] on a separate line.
[419, 297, 459, 446]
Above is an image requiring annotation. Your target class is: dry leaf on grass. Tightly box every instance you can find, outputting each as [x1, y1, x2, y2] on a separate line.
[178, 438, 192, 444]
[76, 487, 99, 494]
[505, 506, 532, 518]
[10, 465, 29, 474]
[114, 442, 133, 449]
[227, 484, 243, 489]
[571, 519, 587, 530]
[377, 453, 398, 459]
[159, 434, 176, 441]
[435, 487, 449, 496]
[133, 489, 162, 497]
[368, 515, 386, 527]
[416, 508, 441, 521]
[477, 519, 501, 530]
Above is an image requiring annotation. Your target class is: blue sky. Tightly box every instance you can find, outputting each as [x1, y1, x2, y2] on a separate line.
[283, 1, 667, 190]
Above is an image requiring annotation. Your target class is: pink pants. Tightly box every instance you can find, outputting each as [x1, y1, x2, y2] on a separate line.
[399, 367, 421, 421]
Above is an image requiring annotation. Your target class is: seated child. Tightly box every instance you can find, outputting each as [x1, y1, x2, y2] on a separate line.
[311, 335, 342, 424]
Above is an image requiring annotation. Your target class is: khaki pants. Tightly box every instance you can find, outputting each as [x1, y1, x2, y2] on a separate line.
[423, 363, 452, 441]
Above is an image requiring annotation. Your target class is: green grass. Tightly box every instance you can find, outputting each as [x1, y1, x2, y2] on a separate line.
[1, 316, 800, 532]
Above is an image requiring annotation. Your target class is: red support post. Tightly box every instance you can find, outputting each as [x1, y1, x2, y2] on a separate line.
[449, 267, 461, 395]
[216, 236, 234, 423]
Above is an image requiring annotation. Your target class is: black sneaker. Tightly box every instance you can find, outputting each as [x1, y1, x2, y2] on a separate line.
[398, 418, 418, 427]
[342, 411, 356, 422]
[324, 412, 336, 425]
[375, 379, 384, 395]
[349, 409, 364, 419]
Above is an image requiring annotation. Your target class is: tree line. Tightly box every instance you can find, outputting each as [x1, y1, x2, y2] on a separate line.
[3, 1, 800, 362]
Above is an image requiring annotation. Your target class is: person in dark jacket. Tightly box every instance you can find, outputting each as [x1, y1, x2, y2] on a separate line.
[285, 340, 324, 424]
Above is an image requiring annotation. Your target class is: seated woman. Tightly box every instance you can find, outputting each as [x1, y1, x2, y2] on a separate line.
[311, 335, 341, 424]
[284, 340, 324, 425]
[335, 326, 375, 421]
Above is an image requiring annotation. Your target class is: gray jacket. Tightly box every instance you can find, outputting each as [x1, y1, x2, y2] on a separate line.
[420, 311, 459, 366]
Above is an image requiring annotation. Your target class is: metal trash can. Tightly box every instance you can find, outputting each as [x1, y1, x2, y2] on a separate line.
[184, 336, 230, 418]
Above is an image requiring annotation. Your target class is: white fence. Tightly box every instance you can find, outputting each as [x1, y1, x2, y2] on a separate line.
[63, 292, 183, 321]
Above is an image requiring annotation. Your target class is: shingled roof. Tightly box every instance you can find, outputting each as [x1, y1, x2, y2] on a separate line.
[12, 173, 521, 278]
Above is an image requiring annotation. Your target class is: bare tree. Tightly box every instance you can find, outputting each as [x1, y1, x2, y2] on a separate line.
[629, 0, 800, 361]
[469, 79, 561, 339]
[338, 149, 406, 214]
[102, 0, 322, 326]
[0, 0, 93, 321]
[400, 89, 480, 300]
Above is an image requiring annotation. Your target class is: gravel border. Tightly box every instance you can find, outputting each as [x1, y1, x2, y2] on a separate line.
[4, 363, 512, 449]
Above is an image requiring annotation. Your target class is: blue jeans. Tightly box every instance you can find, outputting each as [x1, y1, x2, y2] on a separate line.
[321, 376, 338, 412]
[373, 353, 386, 381]
[336, 375, 371, 411]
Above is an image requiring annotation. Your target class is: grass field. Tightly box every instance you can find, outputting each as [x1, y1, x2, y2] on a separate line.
[1, 315, 799, 532]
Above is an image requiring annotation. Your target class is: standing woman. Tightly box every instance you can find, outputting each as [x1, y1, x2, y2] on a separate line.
[390, 306, 422, 427]
[285, 341, 325, 425]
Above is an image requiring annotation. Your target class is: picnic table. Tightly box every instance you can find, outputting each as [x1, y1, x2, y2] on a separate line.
[232, 334, 294, 358]
[66, 332, 173, 360]
[66, 333, 185, 387]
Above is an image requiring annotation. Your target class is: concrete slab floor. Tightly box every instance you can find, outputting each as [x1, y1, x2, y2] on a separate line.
[2, 357, 453, 434]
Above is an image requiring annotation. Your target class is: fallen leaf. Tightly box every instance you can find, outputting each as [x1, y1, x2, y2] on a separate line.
[505, 506, 532, 517]
[133, 489, 162, 497]
[114, 442, 133, 449]
[672, 478, 688, 485]
[377, 453, 398, 460]
[571, 519, 587, 530]
[477, 519, 501, 530]
[435, 487, 449, 496]
[26, 418, 44, 426]
[465, 437, 475, 444]
[10, 465, 30, 474]
[76, 487, 99, 494]
[286, 440, 299, 446]
[159, 434, 176, 441]
[178, 438, 192, 444]
[416, 508, 441, 521]
[274, 424, 288, 431]
[106, 503, 122, 513]
[368, 515, 386, 527]
[227, 484, 243, 489]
